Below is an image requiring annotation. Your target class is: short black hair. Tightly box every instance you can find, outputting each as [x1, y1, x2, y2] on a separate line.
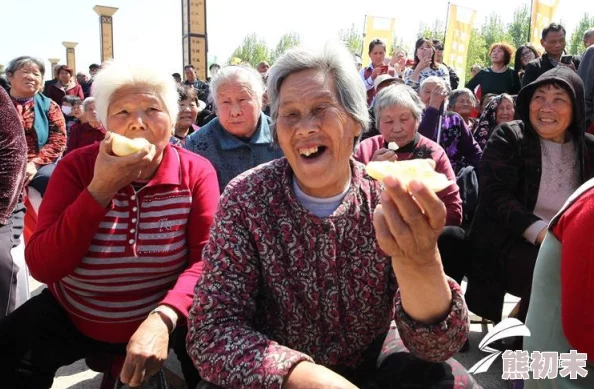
[432, 40, 444, 51]
[542, 23, 566, 40]
[209, 63, 220, 71]
[177, 85, 198, 104]
[89, 64, 100, 71]
[172, 72, 181, 80]
[368, 39, 386, 54]
[184, 64, 195, 71]
[62, 95, 82, 106]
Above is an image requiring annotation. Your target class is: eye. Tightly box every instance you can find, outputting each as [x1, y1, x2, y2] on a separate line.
[117, 110, 129, 115]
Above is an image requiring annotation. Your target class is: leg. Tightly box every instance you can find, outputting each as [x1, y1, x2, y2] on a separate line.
[171, 326, 201, 389]
[0, 203, 25, 318]
[438, 226, 467, 284]
[0, 290, 94, 388]
[28, 163, 56, 197]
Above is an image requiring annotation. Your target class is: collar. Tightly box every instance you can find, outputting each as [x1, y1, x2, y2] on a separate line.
[382, 132, 420, 153]
[217, 112, 272, 150]
[144, 144, 182, 187]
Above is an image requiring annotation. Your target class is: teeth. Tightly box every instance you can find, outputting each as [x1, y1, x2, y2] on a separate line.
[299, 146, 319, 156]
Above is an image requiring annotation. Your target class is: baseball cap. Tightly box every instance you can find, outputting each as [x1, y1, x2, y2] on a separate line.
[374, 74, 401, 91]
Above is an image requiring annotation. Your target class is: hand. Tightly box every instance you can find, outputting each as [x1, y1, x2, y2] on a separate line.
[25, 162, 38, 185]
[429, 83, 447, 110]
[373, 175, 445, 266]
[416, 53, 432, 71]
[120, 313, 170, 387]
[88, 132, 156, 206]
[559, 62, 576, 72]
[536, 227, 547, 245]
[371, 148, 398, 162]
[283, 362, 358, 389]
[371, 67, 383, 80]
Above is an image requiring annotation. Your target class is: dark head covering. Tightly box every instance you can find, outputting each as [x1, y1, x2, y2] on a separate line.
[473, 95, 511, 150]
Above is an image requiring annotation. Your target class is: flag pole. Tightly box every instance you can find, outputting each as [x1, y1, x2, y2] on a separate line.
[443, 1, 451, 43]
[361, 15, 367, 58]
[527, 0, 533, 44]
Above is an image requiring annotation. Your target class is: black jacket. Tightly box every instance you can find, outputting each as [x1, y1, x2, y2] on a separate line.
[521, 53, 581, 87]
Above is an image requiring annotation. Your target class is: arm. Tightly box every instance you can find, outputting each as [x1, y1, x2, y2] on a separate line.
[0, 89, 27, 225]
[448, 66, 459, 90]
[578, 48, 594, 125]
[403, 68, 421, 91]
[31, 100, 66, 165]
[510, 70, 521, 95]
[359, 67, 374, 91]
[453, 113, 483, 169]
[64, 123, 80, 155]
[465, 71, 480, 92]
[479, 124, 541, 237]
[434, 152, 462, 226]
[76, 85, 85, 101]
[521, 63, 539, 87]
[554, 194, 594, 362]
[187, 189, 313, 388]
[418, 107, 440, 141]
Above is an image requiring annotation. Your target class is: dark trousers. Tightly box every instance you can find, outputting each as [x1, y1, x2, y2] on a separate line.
[0, 289, 200, 389]
[28, 163, 56, 197]
[438, 226, 468, 284]
[0, 203, 25, 318]
[503, 241, 539, 324]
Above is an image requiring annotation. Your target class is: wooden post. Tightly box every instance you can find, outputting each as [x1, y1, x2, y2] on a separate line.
[93, 5, 119, 62]
[181, 0, 208, 81]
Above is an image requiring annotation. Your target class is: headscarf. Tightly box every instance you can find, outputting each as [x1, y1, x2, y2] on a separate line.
[472, 95, 511, 150]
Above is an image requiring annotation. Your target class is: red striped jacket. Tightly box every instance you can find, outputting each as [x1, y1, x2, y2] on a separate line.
[26, 143, 220, 342]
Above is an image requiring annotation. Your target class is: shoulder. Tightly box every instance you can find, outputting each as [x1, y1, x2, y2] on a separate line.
[56, 142, 99, 178]
[176, 145, 216, 174]
[186, 119, 219, 145]
[222, 158, 288, 203]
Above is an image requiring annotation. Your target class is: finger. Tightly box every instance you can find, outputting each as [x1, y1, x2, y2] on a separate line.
[373, 205, 399, 254]
[409, 180, 446, 231]
[127, 360, 146, 388]
[380, 180, 413, 239]
[100, 132, 114, 155]
[383, 176, 428, 230]
[388, 154, 399, 162]
[119, 356, 135, 385]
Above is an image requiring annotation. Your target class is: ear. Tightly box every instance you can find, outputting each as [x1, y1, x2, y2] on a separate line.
[540, 38, 545, 48]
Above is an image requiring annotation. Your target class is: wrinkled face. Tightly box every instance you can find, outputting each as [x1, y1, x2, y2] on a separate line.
[541, 30, 566, 57]
[490, 46, 506, 64]
[8, 63, 42, 97]
[529, 84, 573, 143]
[58, 70, 71, 85]
[520, 48, 537, 66]
[77, 74, 89, 84]
[370, 44, 386, 67]
[215, 77, 261, 138]
[276, 69, 361, 198]
[453, 94, 475, 117]
[106, 86, 172, 153]
[184, 68, 196, 82]
[72, 103, 83, 119]
[378, 105, 418, 147]
[177, 98, 199, 128]
[495, 98, 515, 124]
[419, 81, 438, 105]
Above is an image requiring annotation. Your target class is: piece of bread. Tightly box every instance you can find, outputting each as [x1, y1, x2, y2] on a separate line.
[366, 159, 453, 192]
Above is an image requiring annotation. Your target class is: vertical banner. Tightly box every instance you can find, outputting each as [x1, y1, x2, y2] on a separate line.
[181, 0, 208, 81]
[93, 6, 119, 63]
[62, 42, 78, 74]
[362, 16, 396, 66]
[530, 0, 560, 53]
[442, 4, 476, 86]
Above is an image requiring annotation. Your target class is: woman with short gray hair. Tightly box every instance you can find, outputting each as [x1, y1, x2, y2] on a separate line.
[448, 88, 479, 127]
[188, 42, 477, 389]
[184, 64, 282, 192]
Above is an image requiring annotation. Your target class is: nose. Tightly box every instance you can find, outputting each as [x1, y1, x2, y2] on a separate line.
[230, 101, 242, 117]
[295, 114, 321, 137]
[128, 111, 147, 130]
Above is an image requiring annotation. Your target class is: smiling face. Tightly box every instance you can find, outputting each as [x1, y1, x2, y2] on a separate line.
[215, 76, 261, 138]
[378, 105, 418, 147]
[453, 94, 475, 118]
[529, 84, 573, 143]
[276, 69, 361, 198]
[520, 48, 537, 66]
[176, 98, 199, 130]
[8, 62, 42, 98]
[496, 98, 515, 124]
[106, 86, 173, 154]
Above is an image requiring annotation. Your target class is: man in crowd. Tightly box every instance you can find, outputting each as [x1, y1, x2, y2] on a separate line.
[183, 64, 210, 103]
[584, 28, 594, 49]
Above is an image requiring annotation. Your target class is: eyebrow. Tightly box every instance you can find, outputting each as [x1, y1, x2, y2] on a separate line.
[279, 92, 335, 107]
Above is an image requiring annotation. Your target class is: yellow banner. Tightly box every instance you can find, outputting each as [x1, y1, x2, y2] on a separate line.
[442, 4, 476, 86]
[530, 0, 560, 52]
[362, 16, 396, 66]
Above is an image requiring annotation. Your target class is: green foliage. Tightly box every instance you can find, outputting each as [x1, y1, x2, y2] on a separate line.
[0, 64, 4, 77]
[567, 13, 594, 55]
[270, 32, 301, 63]
[465, 28, 487, 84]
[507, 4, 531, 48]
[417, 19, 446, 43]
[228, 34, 270, 68]
[338, 24, 363, 57]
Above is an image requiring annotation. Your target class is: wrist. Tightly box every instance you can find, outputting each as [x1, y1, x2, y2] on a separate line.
[149, 305, 179, 334]
[87, 182, 115, 207]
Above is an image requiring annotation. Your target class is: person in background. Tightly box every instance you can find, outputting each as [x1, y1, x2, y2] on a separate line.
[361, 74, 403, 141]
[86, 64, 101, 96]
[403, 38, 450, 92]
[257, 61, 270, 81]
[449, 88, 480, 129]
[208, 63, 221, 81]
[184, 65, 283, 192]
[76, 72, 92, 98]
[514, 44, 539, 83]
[61, 95, 82, 136]
[584, 27, 594, 49]
[172, 72, 182, 85]
[389, 47, 408, 78]
[170, 86, 200, 147]
[473, 93, 516, 149]
[353, 54, 363, 72]
[433, 40, 460, 89]
[44, 65, 84, 105]
[579, 45, 594, 131]
[0, 87, 28, 319]
[466, 42, 520, 96]
[360, 39, 396, 105]
[183, 64, 209, 103]
[43, 64, 62, 93]
[65, 97, 105, 155]
[522, 23, 581, 87]
[470, 64, 482, 79]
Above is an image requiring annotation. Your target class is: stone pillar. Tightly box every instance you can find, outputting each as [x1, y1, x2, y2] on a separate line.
[181, 0, 208, 81]
[62, 42, 78, 74]
[48, 58, 61, 78]
[93, 5, 118, 62]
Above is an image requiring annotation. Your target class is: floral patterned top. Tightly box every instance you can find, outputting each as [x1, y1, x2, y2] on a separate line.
[403, 64, 451, 91]
[187, 157, 469, 389]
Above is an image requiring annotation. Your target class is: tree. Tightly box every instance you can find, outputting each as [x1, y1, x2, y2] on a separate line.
[228, 33, 270, 68]
[480, 13, 512, 58]
[270, 32, 301, 63]
[338, 24, 363, 56]
[417, 19, 446, 43]
[567, 13, 594, 55]
[507, 5, 531, 48]
[465, 28, 488, 84]
[0, 64, 4, 77]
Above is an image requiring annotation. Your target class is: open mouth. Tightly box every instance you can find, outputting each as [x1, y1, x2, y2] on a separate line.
[298, 146, 327, 159]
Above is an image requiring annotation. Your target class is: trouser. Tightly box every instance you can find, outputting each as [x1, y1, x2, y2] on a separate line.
[0, 203, 26, 318]
[504, 241, 539, 324]
[438, 226, 468, 284]
[28, 163, 56, 197]
[0, 289, 201, 389]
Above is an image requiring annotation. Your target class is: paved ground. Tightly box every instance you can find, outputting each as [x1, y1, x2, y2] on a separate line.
[27, 279, 514, 389]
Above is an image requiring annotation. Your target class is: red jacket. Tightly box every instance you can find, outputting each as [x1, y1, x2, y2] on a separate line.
[44, 82, 85, 105]
[65, 122, 106, 155]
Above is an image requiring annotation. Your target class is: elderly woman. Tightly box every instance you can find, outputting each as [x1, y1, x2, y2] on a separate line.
[473, 93, 516, 149]
[188, 43, 476, 389]
[170, 86, 200, 147]
[65, 97, 106, 155]
[449, 88, 480, 129]
[466, 68, 594, 341]
[184, 65, 283, 192]
[466, 42, 521, 97]
[402, 38, 450, 92]
[0, 61, 220, 389]
[44, 64, 85, 105]
[418, 77, 482, 175]
[355, 84, 462, 226]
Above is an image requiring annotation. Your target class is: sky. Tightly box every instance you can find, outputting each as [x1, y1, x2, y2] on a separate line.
[0, 0, 589, 81]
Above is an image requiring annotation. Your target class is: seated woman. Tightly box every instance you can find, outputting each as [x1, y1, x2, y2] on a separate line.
[449, 88, 480, 130]
[184, 65, 283, 193]
[473, 93, 516, 149]
[417, 77, 482, 175]
[465, 42, 521, 97]
[43, 64, 85, 105]
[0, 61, 220, 389]
[466, 68, 594, 335]
[187, 42, 477, 389]
[65, 97, 106, 155]
[354, 84, 462, 227]
[403, 38, 450, 92]
[170, 86, 200, 147]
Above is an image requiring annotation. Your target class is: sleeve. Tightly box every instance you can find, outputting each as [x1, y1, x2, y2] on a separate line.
[578, 48, 594, 124]
[394, 278, 468, 362]
[510, 70, 521, 95]
[353, 137, 380, 165]
[418, 107, 440, 141]
[553, 193, 594, 362]
[448, 66, 460, 90]
[435, 150, 462, 226]
[478, 124, 541, 237]
[76, 85, 85, 101]
[403, 68, 420, 91]
[523, 220, 548, 244]
[360, 67, 374, 91]
[465, 71, 480, 92]
[25, 153, 112, 283]
[521, 63, 539, 88]
[65, 123, 80, 155]
[456, 115, 483, 169]
[31, 100, 66, 165]
[440, 66, 451, 89]
[187, 189, 313, 388]
[159, 161, 220, 319]
[0, 89, 27, 225]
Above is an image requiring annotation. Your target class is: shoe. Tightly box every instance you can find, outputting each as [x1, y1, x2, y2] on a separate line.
[460, 338, 470, 352]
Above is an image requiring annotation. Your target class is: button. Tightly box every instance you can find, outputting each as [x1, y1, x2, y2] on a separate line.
[128, 239, 135, 244]
[130, 195, 136, 200]
[132, 207, 138, 212]
[131, 218, 137, 223]
[130, 228, 136, 233]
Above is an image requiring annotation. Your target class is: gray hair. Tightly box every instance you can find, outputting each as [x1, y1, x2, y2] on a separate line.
[420, 76, 451, 94]
[210, 65, 265, 110]
[6, 56, 46, 81]
[267, 41, 370, 140]
[82, 97, 96, 112]
[374, 84, 425, 123]
[92, 60, 179, 126]
[584, 28, 594, 43]
[448, 88, 478, 110]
